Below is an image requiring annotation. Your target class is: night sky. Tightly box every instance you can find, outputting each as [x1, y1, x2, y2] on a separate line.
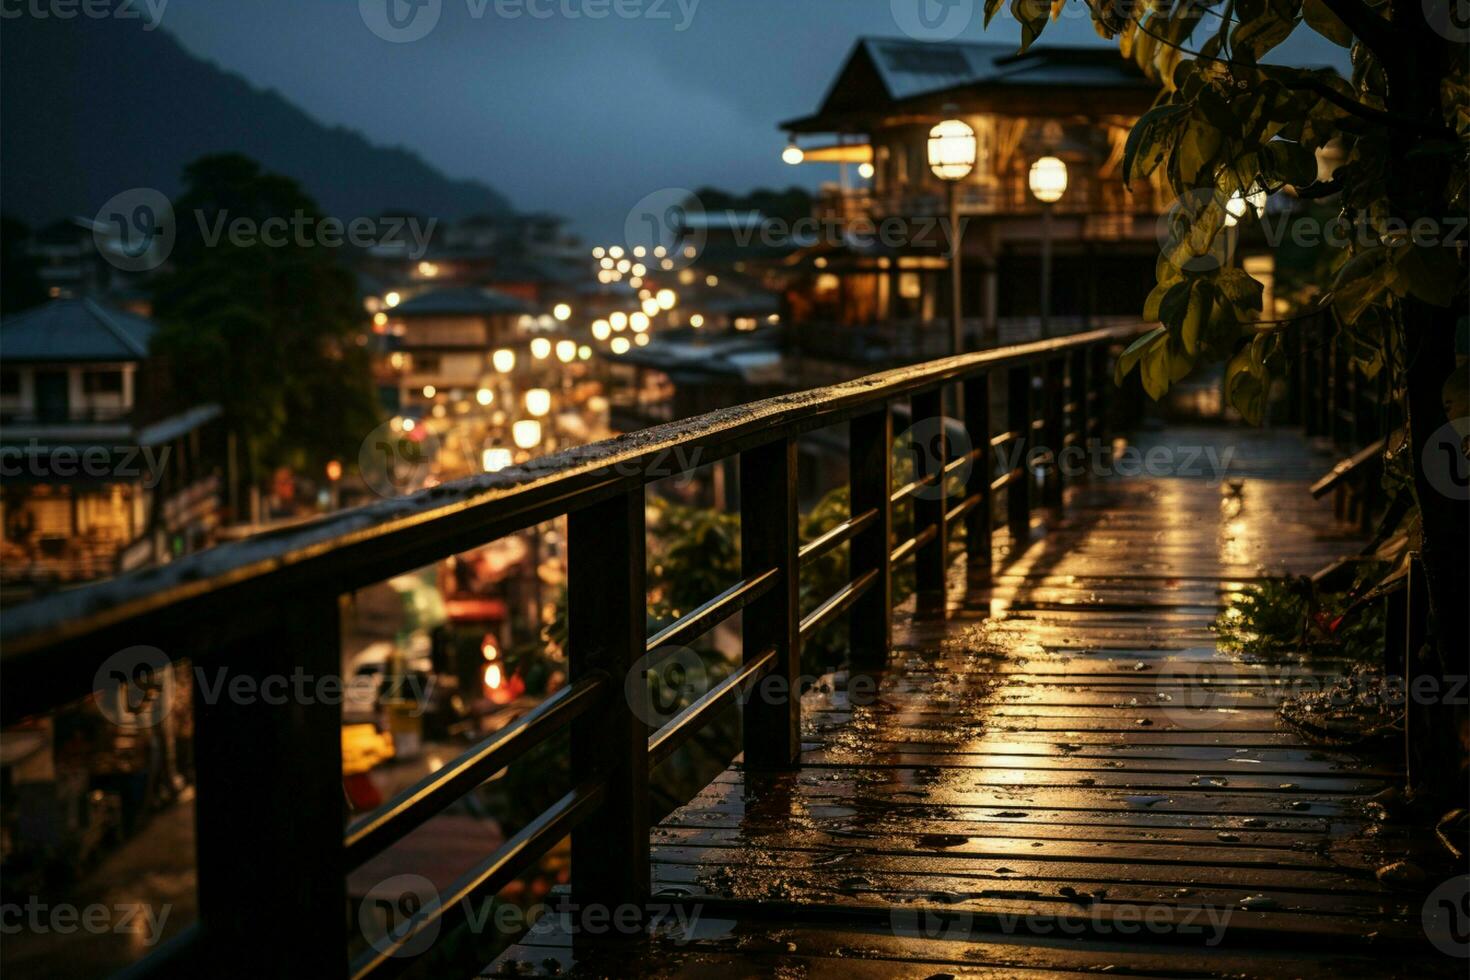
[160, 1, 1347, 241]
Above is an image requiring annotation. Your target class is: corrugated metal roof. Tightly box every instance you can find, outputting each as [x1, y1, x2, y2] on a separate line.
[0, 298, 156, 362]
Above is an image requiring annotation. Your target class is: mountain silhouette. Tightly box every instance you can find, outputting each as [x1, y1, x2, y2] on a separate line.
[1, 15, 511, 225]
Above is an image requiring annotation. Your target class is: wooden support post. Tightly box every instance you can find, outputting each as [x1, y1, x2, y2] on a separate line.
[568, 491, 649, 916]
[741, 437, 800, 769]
[912, 388, 947, 614]
[1042, 358, 1065, 508]
[849, 409, 892, 669]
[963, 373, 993, 583]
[1007, 365, 1032, 546]
[1090, 344, 1111, 461]
[193, 593, 346, 980]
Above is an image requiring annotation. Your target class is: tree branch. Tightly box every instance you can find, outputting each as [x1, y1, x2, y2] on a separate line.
[1317, 0, 1400, 68]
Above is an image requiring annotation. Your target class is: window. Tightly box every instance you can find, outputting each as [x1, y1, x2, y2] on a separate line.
[84, 370, 124, 395]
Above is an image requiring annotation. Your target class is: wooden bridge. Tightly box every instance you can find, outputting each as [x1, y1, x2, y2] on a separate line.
[2, 324, 1457, 979]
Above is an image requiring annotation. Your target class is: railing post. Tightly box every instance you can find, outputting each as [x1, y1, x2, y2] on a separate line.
[1090, 342, 1112, 454]
[1042, 357, 1066, 508]
[193, 592, 346, 980]
[1069, 348, 1090, 484]
[741, 437, 800, 768]
[849, 408, 893, 669]
[568, 491, 649, 917]
[1007, 365, 1032, 547]
[912, 388, 947, 613]
[963, 373, 993, 583]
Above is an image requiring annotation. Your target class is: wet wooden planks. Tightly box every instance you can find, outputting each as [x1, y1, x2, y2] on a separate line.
[486, 430, 1453, 978]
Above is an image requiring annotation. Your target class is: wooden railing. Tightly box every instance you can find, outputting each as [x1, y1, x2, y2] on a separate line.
[0, 323, 1146, 980]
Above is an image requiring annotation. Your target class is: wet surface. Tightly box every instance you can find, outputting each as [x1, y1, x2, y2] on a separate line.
[486, 429, 1459, 978]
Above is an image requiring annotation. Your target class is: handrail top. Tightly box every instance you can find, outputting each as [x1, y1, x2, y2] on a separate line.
[1, 323, 1145, 662]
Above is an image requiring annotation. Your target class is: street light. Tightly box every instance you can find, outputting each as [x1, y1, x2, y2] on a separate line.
[525, 388, 552, 417]
[492, 349, 516, 373]
[1028, 155, 1069, 336]
[928, 119, 977, 356]
[512, 419, 542, 450]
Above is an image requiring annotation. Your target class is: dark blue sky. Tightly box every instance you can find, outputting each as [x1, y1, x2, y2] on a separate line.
[161, 1, 1344, 242]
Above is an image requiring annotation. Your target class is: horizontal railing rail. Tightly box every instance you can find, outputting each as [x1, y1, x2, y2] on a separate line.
[0, 321, 1147, 980]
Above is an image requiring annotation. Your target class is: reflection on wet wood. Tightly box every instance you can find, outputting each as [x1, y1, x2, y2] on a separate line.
[486, 430, 1456, 978]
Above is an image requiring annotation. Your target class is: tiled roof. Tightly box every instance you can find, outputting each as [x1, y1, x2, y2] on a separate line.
[0, 298, 156, 362]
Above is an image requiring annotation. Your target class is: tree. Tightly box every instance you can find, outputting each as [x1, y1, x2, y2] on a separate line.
[990, 0, 1467, 788]
[150, 155, 378, 494]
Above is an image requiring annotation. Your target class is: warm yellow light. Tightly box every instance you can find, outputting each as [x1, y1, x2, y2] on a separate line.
[610, 336, 631, 354]
[389, 352, 406, 369]
[512, 418, 542, 449]
[858, 161, 875, 180]
[706, 275, 719, 287]
[610, 312, 628, 332]
[481, 637, 499, 660]
[484, 663, 502, 689]
[592, 246, 605, 258]
[591, 319, 611, 341]
[782, 143, 804, 165]
[609, 246, 624, 259]
[373, 312, 389, 328]
[641, 297, 660, 317]
[635, 332, 650, 346]
[1028, 155, 1068, 204]
[578, 345, 592, 360]
[476, 387, 494, 406]
[524, 388, 552, 417]
[653, 245, 667, 258]
[689, 313, 704, 328]
[555, 340, 577, 363]
[385, 291, 402, 308]
[600, 257, 614, 270]
[1225, 187, 1268, 228]
[401, 418, 415, 432]
[661, 259, 673, 270]
[418, 261, 438, 277]
[482, 447, 512, 472]
[530, 337, 552, 360]
[553, 303, 572, 321]
[630, 311, 650, 333]
[326, 459, 343, 481]
[631, 263, 647, 277]
[656, 288, 676, 310]
[628, 276, 643, 289]
[633, 245, 646, 258]
[492, 348, 516, 373]
[616, 259, 631, 273]
[422, 385, 437, 398]
[928, 119, 977, 181]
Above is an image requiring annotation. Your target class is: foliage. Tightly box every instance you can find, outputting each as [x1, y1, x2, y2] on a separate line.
[150, 154, 378, 479]
[993, 0, 1467, 422]
[1214, 573, 1386, 658]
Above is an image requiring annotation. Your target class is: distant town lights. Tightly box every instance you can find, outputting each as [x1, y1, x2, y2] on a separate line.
[630, 312, 650, 332]
[512, 419, 542, 450]
[1225, 187, 1268, 227]
[858, 161, 875, 180]
[782, 140, 804, 165]
[610, 312, 628, 331]
[530, 337, 552, 360]
[492, 348, 516, 373]
[555, 340, 577, 363]
[524, 388, 552, 417]
[689, 314, 705, 328]
[656, 288, 677, 310]
[422, 385, 436, 398]
[476, 387, 494, 406]
[591, 319, 611, 340]
[385, 291, 402, 308]
[610, 336, 631, 354]
[482, 447, 512, 473]
[553, 303, 572, 321]
[592, 246, 605, 258]
[634, 332, 650, 346]
[641, 297, 660, 317]
[609, 246, 625, 259]
[578, 345, 592, 360]
[632, 246, 646, 258]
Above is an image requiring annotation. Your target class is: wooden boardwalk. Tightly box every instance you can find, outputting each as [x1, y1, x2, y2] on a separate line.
[488, 428, 1456, 978]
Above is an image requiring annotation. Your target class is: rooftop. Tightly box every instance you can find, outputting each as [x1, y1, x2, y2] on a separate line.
[0, 298, 156, 363]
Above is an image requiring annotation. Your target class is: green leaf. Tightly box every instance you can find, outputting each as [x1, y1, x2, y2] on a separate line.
[1302, 0, 1353, 46]
[1182, 284, 1211, 354]
[1216, 268, 1266, 315]
[1231, 0, 1299, 63]
[1115, 326, 1166, 385]
[1140, 336, 1172, 399]
[1225, 346, 1269, 424]
[1331, 248, 1397, 322]
[1395, 243, 1461, 307]
[1123, 103, 1189, 188]
[1012, 0, 1051, 52]
[1261, 140, 1318, 186]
